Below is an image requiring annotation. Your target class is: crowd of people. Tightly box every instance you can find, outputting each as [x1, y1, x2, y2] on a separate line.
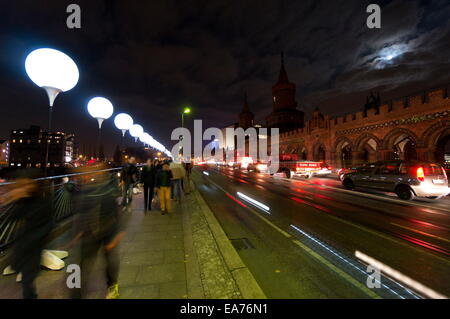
[120, 156, 192, 214]
[0, 156, 193, 299]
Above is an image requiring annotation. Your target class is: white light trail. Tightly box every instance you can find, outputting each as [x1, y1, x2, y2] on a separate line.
[237, 192, 270, 212]
[290, 225, 418, 299]
[355, 251, 447, 299]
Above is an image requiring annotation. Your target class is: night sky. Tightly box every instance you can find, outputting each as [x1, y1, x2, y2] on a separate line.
[1, 0, 449, 157]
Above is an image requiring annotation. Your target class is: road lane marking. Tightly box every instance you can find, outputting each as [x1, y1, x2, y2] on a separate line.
[290, 238, 381, 299]
[390, 222, 450, 243]
[355, 251, 447, 299]
[201, 171, 292, 239]
[289, 225, 420, 299]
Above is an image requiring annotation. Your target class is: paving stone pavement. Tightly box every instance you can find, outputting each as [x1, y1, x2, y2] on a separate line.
[0, 187, 243, 299]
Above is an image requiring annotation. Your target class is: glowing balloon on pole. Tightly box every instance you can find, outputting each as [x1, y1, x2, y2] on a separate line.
[25, 48, 79, 107]
[129, 124, 144, 142]
[114, 113, 133, 137]
[139, 132, 147, 145]
[87, 97, 114, 129]
[25, 48, 79, 174]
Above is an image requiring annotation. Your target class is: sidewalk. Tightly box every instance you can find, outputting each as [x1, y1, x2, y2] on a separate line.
[0, 182, 264, 299]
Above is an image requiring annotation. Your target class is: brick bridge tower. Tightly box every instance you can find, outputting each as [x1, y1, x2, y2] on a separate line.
[266, 52, 304, 133]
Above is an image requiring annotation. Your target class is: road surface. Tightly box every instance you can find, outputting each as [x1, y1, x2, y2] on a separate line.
[192, 165, 450, 299]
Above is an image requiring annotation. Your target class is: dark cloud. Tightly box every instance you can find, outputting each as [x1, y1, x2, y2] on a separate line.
[0, 0, 449, 156]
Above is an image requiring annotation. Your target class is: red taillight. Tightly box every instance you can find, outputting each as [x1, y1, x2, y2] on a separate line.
[327, 166, 332, 170]
[417, 167, 425, 182]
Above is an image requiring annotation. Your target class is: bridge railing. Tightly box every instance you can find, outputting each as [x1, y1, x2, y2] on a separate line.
[0, 167, 128, 251]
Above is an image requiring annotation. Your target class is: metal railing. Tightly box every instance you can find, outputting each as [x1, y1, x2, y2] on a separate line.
[0, 167, 126, 250]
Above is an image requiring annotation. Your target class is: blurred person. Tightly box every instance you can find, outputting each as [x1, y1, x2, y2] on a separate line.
[120, 156, 139, 210]
[70, 166, 126, 299]
[0, 173, 53, 299]
[183, 162, 192, 195]
[154, 160, 163, 171]
[169, 161, 185, 202]
[140, 159, 156, 212]
[155, 163, 173, 215]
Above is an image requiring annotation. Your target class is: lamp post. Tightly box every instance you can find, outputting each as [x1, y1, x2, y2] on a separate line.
[179, 107, 191, 159]
[181, 106, 191, 128]
[87, 97, 114, 161]
[25, 48, 79, 172]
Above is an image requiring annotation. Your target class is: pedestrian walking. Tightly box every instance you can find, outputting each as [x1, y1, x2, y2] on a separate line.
[1, 174, 53, 299]
[183, 162, 192, 195]
[140, 159, 156, 212]
[71, 167, 127, 299]
[120, 156, 139, 210]
[155, 162, 173, 215]
[170, 161, 186, 202]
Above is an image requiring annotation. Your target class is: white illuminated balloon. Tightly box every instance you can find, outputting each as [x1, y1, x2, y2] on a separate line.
[25, 48, 79, 106]
[114, 113, 133, 136]
[139, 132, 147, 144]
[144, 133, 152, 146]
[129, 124, 144, 142]
[87, 97, 114, 128]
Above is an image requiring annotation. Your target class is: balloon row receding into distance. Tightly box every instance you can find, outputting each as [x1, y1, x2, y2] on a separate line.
[24, 47, 171, 157]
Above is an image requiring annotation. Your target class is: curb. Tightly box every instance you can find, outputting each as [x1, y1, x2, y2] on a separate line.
[192, 183, 266, 299]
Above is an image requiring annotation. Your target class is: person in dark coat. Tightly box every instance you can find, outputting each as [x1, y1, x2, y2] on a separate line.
[71, 168, 127, 299]
[140, 159, 156, 211]
[120, 157, 139, 208]
[155, 163, 173, 215]
[5, 178, 53, 299]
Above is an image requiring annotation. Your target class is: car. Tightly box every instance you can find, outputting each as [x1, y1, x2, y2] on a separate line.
[314, 163, 333, 177]
[338, 166, 359, 181]
[341, 160, 450, 200]
[247, 162, 269, 173]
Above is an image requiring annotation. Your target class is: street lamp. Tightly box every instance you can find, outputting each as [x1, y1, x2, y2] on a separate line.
[129, 124, 144, 143]
[25, 48, 79, 172]
[181, 106, 191, 128]
[114, 113, 133, 137]
[87, 97, 114, 160]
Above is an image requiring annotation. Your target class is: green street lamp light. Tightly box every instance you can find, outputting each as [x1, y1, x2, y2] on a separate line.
[182, 107, 191, 128]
